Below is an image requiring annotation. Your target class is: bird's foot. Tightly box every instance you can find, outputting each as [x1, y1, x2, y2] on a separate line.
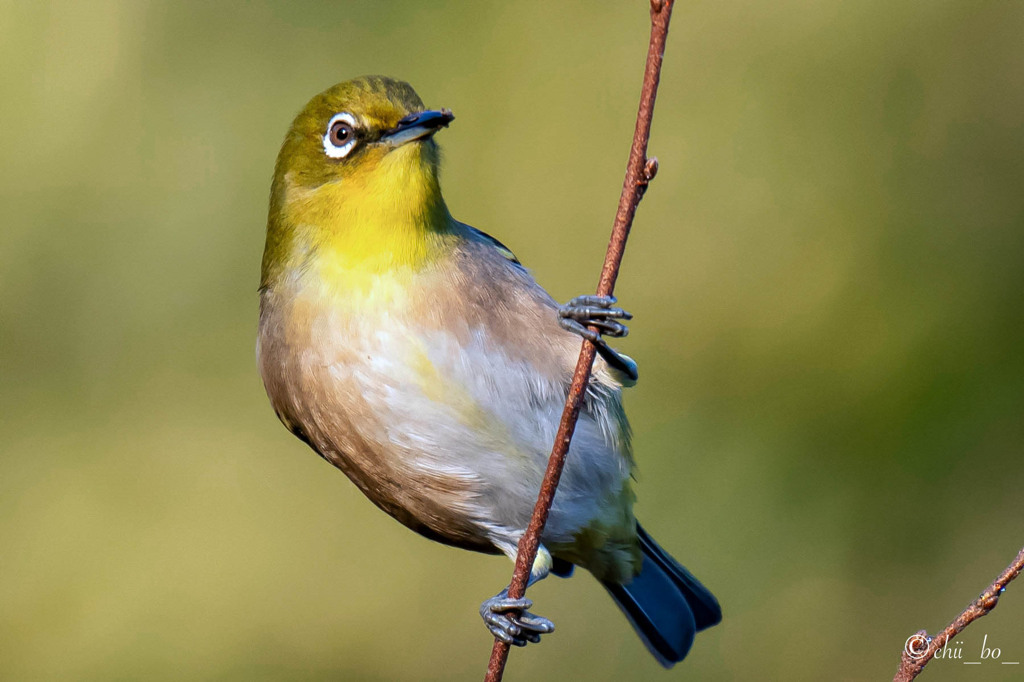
[558, 295, 638, 382]
[559, 295, 632, 339]
[480, 588, 555, 647]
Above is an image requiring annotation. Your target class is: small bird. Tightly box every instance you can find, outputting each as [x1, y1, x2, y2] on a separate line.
[257, 76, 720, 666]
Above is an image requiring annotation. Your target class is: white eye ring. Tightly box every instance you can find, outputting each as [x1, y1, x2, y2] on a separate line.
[323, 112, 358, 158]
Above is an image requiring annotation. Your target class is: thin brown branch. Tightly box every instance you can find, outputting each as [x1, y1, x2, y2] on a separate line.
[893, 544, 1024, 682]
[483, 1, 675, 680]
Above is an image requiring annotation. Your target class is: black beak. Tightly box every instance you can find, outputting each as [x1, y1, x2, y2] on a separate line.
[382, 109, 455, 145]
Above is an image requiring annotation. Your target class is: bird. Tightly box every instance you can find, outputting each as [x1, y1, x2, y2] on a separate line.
[257, 75, 721, 666]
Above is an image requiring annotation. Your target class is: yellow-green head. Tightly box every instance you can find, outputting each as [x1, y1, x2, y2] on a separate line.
[262, 76, 458, 289]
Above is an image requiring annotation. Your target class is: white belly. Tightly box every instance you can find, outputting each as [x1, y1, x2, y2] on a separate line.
[258, 270, 632, 558]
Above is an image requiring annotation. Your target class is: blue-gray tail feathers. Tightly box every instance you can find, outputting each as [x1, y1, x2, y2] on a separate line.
[602, 524, 721, 667]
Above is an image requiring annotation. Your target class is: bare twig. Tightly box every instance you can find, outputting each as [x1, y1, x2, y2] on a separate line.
[893, 545, 1024, 682]
[483, 1, 675, 680]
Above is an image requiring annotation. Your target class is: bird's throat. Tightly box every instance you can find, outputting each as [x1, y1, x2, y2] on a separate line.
[263, 145, 458, 293]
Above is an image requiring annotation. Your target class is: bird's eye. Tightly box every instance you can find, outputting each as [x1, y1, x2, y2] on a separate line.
[329, 121, 352, 145]
[323, 113, 358, 158]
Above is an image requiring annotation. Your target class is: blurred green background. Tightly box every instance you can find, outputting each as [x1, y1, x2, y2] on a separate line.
[2, 1, 1022, 680]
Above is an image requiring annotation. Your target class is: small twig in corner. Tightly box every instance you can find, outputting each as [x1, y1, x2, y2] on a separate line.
[893, 544, 1024, 682]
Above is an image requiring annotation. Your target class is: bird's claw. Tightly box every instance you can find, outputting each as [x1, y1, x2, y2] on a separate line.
[558, 295, 632, 337]
[558, 295, 638, 382]
[480, 589, 555, 647]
